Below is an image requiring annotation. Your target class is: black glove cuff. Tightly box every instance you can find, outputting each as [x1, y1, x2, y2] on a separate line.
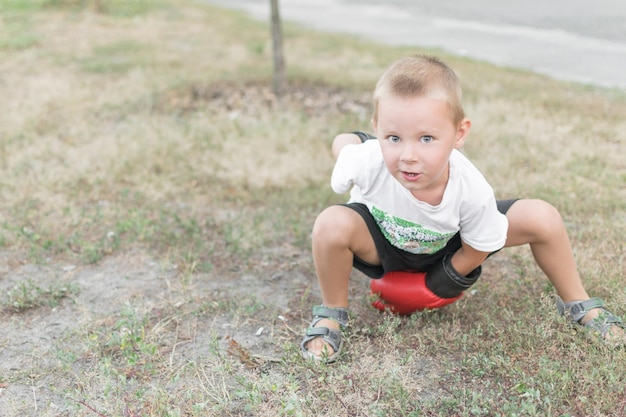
[425, 253, 482, 298]
[351, 131, 377, 143]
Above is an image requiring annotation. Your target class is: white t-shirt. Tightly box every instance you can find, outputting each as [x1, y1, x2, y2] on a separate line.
[331, 140, 508, 255]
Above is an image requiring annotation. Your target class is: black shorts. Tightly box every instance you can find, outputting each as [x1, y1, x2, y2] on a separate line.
[345, 199, 519, 278]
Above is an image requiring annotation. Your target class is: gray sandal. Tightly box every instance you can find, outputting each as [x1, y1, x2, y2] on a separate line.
[301, 305, 349, 363]
[556, 296, 625, 341]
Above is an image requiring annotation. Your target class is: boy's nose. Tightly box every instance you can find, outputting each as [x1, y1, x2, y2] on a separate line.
[400, 142, 420, 162]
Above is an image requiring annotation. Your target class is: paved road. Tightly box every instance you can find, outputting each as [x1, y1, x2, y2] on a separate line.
[203, 0, 626, 90]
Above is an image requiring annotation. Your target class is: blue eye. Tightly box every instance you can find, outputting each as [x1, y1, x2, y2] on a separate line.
[388, 135, 401, 143]
[421, 135, 434, 143]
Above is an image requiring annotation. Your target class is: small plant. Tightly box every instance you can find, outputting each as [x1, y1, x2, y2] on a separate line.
[4, 279, 79, 312]
[86, 304, 160, 368]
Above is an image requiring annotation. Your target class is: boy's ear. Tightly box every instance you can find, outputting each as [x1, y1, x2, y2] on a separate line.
[454, 118, 471, 148]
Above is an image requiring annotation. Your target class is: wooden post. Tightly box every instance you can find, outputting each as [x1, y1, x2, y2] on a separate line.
[270, 0, 286, 97]
[92, 0, 103, 13]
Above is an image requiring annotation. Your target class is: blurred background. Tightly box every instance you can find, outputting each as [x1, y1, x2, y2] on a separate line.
[204, 0, 626, 89]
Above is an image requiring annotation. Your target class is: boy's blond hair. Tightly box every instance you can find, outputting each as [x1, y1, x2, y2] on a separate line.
[372, 55, 465, 126]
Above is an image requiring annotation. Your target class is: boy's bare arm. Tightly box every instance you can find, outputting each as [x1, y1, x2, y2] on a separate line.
[451, 241, 490, 276]
[332, 133, 362, 159]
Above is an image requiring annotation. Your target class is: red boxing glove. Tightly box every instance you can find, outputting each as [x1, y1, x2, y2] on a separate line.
[370, 270, 462, 315]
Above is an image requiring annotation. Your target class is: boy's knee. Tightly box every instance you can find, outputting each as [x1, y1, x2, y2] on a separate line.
[507, 199, 568, 244]
[312, 206, 354, 244]
[519, 199, 565, 236]
[534, 200, 563, 227]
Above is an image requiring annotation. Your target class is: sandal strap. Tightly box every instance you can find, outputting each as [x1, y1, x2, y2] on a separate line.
[304, 327, 342, 353]
[556, 296, 624, 338]
[586, 310, 625, 338]
[301, 306, 349, 363]
[312, 305, 349, 327]
[561, 298, 606, 323]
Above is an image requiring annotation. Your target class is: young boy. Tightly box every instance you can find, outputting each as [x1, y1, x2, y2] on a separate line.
[301, 55, 624, 363]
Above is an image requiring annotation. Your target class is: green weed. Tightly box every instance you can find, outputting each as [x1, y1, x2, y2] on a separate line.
[4, 279, 79, 312]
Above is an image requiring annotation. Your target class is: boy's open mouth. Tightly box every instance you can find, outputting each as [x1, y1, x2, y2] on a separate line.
[402, 171, 421, 181]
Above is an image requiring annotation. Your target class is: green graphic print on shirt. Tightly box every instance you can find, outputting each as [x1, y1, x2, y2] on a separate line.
[371, 206, 456, 254]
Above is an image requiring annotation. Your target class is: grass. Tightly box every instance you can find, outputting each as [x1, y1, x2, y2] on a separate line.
[0, 0, 625, 416]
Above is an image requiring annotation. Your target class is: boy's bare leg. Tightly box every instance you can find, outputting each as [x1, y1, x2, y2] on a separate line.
[505, 199, 624, 339]
[504, 199, 587, 300]
[305, 205, 379, 357]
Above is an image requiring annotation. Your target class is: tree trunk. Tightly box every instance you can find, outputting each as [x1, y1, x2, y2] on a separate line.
[91, 0, 103, 13]
[270, 0, 286, 97]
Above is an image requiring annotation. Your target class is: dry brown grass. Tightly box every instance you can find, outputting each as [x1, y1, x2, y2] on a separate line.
[1, 1, 625, 416]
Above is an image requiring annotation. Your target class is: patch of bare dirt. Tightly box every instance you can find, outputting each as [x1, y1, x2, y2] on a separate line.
[154, 79, 373, 119]
[0, 245, 316, 413]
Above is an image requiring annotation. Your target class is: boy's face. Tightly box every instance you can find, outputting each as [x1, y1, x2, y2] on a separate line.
[372, 94, 470, 204]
